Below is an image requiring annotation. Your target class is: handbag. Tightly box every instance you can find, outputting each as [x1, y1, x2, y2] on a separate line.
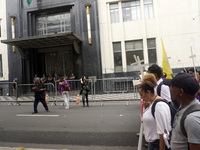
[64, 85, 70, 91]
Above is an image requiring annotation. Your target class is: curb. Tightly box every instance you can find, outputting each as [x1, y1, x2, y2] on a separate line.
[0, 148, 69, 150]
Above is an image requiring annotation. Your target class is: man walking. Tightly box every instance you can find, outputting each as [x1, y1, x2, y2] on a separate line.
[163, 73, 200, 150]
[32, 78, 49, 114]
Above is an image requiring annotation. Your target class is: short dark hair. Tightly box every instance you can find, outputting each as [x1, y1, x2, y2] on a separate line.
[189, 68, 197, 73]
[148, 64, 163, 79]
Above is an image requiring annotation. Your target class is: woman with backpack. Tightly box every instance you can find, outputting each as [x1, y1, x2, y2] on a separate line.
[58, 76, 71, 109]
[138, 73, 172, 150]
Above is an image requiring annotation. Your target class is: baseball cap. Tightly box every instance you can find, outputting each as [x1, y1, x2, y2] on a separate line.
[163, 73, 199, 95]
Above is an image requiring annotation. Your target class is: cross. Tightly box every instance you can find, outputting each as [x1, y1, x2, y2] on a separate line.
[131, 55, 149, 78]
[189, 47, 197, 79]
[177, 59, 187, 72]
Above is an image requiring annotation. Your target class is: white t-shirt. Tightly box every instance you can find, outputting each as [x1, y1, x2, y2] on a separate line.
[154, 78, 171, 102]
[143, 100, 172, 143]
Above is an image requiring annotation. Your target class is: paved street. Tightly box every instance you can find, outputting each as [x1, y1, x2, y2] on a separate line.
[0, 101, 147, 150]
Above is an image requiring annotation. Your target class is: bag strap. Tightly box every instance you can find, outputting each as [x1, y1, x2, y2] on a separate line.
[151, 99, 168, 118]
[157, 81, 163, 96]
[180, 104, 200, 137]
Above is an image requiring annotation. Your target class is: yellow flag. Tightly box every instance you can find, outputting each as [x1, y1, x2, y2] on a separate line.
[162, 39, 173, 79]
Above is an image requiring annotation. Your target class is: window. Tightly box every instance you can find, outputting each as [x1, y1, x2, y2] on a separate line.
[113, 42, 122, 72]
[122, 0, 141, 21]
[110, 3, 119, 23]
[0, 55, 3, 77]
[36, 12, 71, 35]
[125, 40, 143, 72]
[147, 38, 157, 65]
[144, 0, 154, 19]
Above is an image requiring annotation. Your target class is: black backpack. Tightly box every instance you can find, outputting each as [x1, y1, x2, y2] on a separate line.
[180, 104, 200, 137]
[151, 99, 178, 127]
[157, 81, 180, 110]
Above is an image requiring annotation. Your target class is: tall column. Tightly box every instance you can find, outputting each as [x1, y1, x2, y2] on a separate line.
[9, 16, 16, 53]
[85, 3, 92, 45]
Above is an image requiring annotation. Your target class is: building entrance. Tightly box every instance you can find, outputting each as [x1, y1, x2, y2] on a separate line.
[45, 51, 74, 76]
[34, 46, 82, 80]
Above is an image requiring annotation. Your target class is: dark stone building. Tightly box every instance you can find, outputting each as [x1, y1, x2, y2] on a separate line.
[2, 0, 102, 84]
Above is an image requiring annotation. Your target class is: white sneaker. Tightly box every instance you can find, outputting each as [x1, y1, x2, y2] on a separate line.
[65, 106, 69, 109]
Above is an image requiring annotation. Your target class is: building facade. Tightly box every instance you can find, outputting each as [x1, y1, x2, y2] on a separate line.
[98, 0, 200, 78]
[0, 0, 9, 81]
[1, 0, 102, 84]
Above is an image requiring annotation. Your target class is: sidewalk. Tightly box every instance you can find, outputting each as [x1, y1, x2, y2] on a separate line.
[0, 148, 66, 150]
[0, 147, 138, 150]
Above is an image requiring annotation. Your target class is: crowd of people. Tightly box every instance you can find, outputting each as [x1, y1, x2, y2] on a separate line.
[31, 65, 200, 150]
[139, 64, 200, 150]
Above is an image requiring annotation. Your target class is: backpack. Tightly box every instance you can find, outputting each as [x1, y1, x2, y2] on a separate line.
[180, 104, 200, 137]
[157, 81, 180, 110]
[151, 99, 178, 127]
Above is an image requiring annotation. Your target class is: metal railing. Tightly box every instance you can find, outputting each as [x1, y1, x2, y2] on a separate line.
[0, 82, 17, 105]
[0, 78, 141, 104]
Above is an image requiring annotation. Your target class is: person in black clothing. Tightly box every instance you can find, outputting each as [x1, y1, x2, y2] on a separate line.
[32, 78, 49, 114]
[80, 75, 89, 107]
[11, 79, 17, 96]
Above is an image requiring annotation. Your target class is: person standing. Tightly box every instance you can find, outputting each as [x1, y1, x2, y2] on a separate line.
[70, 73, 76, 90]
[80, 75, 89, 107]
[54, 73, 60, 91]
[32, 78, 49, 114]
[163, 73, 200, 150]
[33, 74, 37, 83]
[64, 73, 68, 81]
[58, 77, 71, 109]
[11, 79, 17, 96]
[47, 74, 53, 92]
[41, 74, 47, 83]
[138, 73, 171, 150]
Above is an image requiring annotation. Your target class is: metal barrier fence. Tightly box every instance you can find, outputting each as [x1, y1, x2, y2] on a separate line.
[16, 83, 55, 104]
[54, 78, 140, 102]
[0, 78, 140, 104]
[0, 82, 17, 104]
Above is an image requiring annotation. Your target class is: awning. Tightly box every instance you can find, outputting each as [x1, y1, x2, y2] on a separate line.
[1, 32, 82, 58]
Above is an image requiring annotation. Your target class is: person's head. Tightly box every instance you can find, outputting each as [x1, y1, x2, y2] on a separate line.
[163, 72, 167, 78]
[181, 69, 187, 73]
[82, 75, 86, 81]
[34, 74, 37, 77]
[148, 64, 163, 81]
[49, 74, 52, 77]
[64, 73, 67, 76]
[71, 73, 74, 76]
[188, 68, 197, 77]
[13, 79, 16, 82]
[55, 73, 58, 77]
[43, 74, 45, 77]
[35, 77, 41, 84]
[138, 73, 157, 103]
[59, 76, 65, 82]
[163, 73, 199, 104]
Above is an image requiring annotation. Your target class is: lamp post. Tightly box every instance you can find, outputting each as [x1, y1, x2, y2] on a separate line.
[10, 16, 16, 53]
[85, 3, 92, 45]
